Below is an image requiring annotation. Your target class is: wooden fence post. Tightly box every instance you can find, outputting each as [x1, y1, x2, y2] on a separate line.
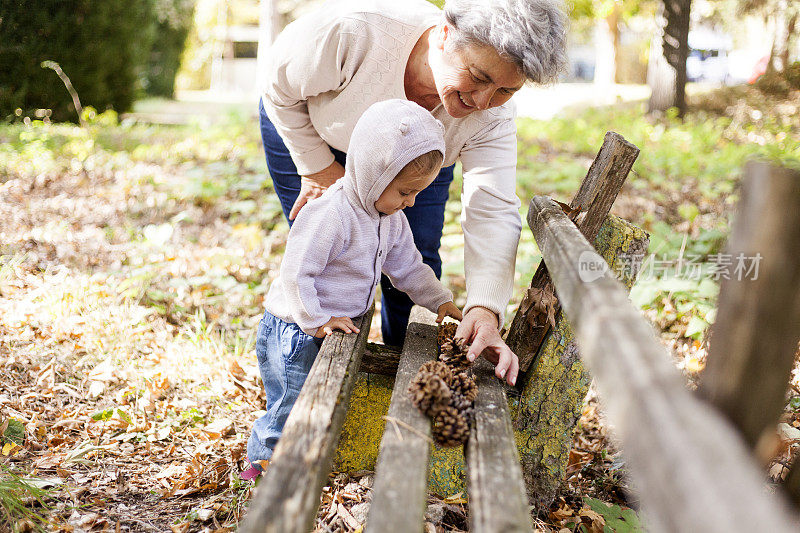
[511, 214, 648, 510]
[506, 131, 640, 372]
[525, 195, 800, 532]
[699, 162, 800, 454]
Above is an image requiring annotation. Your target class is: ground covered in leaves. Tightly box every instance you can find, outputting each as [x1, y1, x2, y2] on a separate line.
[2, 76, 800, 532]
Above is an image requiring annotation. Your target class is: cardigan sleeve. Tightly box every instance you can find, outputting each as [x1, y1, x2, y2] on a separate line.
[279, 207, 347, 334]
[260, 14, 365, 176]
[458, 108, 522, 326]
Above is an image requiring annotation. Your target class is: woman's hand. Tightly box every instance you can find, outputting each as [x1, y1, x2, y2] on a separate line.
[456, 306, 519, 386]
[315, 316, 360, 338]
[289, 160, 345, 220]
[436, 301, 463, 323]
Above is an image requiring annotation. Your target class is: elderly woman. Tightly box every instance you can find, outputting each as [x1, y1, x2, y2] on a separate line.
[259, 0, 567, 387]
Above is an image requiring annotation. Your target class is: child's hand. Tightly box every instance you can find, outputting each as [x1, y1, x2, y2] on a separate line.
[436, 302, 463, 323]
[315, 316, 360, 338]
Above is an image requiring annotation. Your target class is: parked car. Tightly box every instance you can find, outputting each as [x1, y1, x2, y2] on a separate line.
[686, 28, 733, 84]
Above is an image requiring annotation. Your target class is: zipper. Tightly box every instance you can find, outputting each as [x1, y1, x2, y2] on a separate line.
[367, 218, 383, 314]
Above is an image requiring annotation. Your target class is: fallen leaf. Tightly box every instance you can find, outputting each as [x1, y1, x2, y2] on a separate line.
[685, 358, 705, 373]
[2, 442, 21, 455]
[522, 285, 558, 329]
[443, 492, 467, 504]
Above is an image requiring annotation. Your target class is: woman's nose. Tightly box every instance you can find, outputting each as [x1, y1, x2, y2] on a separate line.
[405, 194, 416, 208]
[474, 86, 496, 110]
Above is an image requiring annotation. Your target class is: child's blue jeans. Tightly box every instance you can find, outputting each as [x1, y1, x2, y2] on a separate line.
[259, 99, 454, 346]
[247, 310, 323, 465]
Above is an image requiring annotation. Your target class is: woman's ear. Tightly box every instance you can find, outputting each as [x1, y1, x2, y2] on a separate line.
[433, 23, 448, 51]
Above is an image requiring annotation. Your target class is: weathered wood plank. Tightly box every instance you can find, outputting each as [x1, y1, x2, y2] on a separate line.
[359, 342, 401, 375]
[507, 131, 640, 372]
[365, 307, 438, 533]
[527, 195, 800, 532]
[699, 161, 800, 453]
[241, 308, 373, 533]
[512, 215, 648, 510]
[466, 358, 532, 533]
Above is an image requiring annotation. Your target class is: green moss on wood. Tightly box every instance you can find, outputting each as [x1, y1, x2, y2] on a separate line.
[334, 373, 393, 473]
[513, 215, 649, 509]
[333, 215, 648, 504]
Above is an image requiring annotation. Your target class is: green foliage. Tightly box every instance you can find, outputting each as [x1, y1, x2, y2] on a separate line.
[583, 497, 645, 532]
[0, 0, 156, 122]
[0, 0, 195, 121]
[783, 62, 800, 90]
[2, 419, 25, 446]
[515, 103, 800, 212]
[145, 0, 195, 97]
[0, 466, 51, 530]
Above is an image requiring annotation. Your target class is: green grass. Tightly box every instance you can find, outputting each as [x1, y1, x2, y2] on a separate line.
[4, 90, 798, 343]
[0, 466, 52, 530]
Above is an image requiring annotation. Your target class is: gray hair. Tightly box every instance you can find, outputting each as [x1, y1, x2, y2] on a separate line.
[442, 0, 568, 84]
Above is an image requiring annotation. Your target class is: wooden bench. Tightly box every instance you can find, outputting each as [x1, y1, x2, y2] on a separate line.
[241, 132, 651, 531]
[241, 303, 532, 533]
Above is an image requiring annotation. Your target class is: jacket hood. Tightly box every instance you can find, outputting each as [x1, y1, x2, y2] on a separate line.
[341, 99, 445, 218]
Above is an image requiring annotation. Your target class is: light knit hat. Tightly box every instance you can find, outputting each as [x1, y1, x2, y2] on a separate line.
[341, 99, 446, 218]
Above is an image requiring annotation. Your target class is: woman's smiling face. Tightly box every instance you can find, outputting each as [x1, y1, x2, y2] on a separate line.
[429, 25, 526, 119]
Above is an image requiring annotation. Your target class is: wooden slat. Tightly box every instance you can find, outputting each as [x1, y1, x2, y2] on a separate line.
[241, 308, 373, 533]
[466, 358, 532, 533]
[526, 195, 799, 532]
[366, 306, 438, 533]
[359, 342, 401, 375]
[699, 161, 800, 452]
[507, 131, 639, 372]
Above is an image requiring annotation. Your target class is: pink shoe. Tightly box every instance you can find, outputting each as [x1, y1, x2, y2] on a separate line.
[240, 460, 268, 481]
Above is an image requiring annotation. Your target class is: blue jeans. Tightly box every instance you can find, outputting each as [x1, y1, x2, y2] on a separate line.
[259, 100, 453, 346]
[247, 310, 323, 464]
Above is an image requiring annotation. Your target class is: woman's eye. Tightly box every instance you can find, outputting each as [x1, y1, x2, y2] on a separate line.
[399, 191, 410, 197]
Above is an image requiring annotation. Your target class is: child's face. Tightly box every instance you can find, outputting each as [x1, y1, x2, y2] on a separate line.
[374, 171, 437, 215]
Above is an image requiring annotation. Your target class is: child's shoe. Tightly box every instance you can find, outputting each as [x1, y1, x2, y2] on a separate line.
[240, 459, 268, 481]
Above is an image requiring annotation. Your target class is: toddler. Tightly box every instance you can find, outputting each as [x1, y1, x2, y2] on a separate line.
[243, 99, 462, 478]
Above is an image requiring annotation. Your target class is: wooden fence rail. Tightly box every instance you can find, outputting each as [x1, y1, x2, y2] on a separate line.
[241, 309, 373, 533]
[466, 358, 532, 533]
[526, 194, 799, 532]
[366, 307, 438, 533]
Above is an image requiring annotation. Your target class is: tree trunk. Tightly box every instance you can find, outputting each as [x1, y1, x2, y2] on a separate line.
[768, 0, 789, 72]
[594, 18, 615, 87]
[783, 14, 797, 70]
[257, 0, 280, 90]
[608, 3, 622, 83]
[648, 0, 692, 116]
[647, 4, 676, 113]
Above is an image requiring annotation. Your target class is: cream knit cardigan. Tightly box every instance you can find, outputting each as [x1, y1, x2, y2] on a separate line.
[261, 0, 522, 322]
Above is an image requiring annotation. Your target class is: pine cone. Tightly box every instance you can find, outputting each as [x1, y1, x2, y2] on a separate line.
[418, 360, 453, 382]
[408, 371, 452, 417]
[432, 406, 469, 447]
[437, 321, 458, 345]
[439, 337, 472, 371]
[448, 371, 477, 411]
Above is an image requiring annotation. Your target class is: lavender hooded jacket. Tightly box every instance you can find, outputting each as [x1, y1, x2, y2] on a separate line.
[264, 100, 454, 335]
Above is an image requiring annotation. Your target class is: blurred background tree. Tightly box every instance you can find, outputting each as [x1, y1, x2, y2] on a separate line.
[736, 0, 797, 73]
[648, 0, 693, 116]
[0, 0, 194, 122]
[145, 0, 196, 97]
